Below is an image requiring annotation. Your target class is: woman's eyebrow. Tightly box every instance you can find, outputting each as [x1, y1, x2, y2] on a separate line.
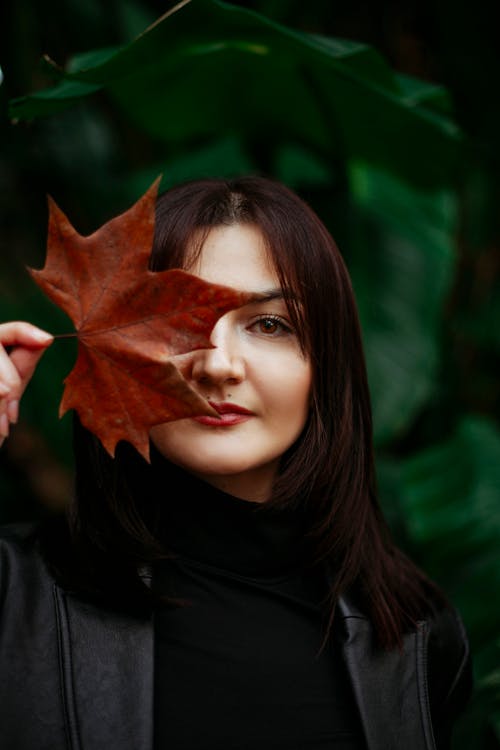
[246, 289, 295, 304]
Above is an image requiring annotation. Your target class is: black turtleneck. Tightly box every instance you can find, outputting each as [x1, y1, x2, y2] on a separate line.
[153, 467, 365, 750]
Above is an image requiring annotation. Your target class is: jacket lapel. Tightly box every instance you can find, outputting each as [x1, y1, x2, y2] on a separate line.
[337, 596, 435, 750]
[54, 586, 154, 750]
[53, 584, 435, 750]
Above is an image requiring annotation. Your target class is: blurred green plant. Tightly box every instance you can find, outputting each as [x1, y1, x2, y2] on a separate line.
[10, 0, 461, 188]
[2, 0, 499, 746]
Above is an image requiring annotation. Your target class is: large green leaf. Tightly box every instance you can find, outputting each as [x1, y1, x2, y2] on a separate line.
[378, 418, 500, 745]
[9, 0, 461, 188]
[347, 163, 457, 443]
[399, 417, 500, 640]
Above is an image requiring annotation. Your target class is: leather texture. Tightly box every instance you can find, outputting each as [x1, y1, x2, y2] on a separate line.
[0, 524, 471, 750]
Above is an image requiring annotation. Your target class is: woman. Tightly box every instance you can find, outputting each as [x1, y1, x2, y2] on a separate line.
[0, 177, 471, 749]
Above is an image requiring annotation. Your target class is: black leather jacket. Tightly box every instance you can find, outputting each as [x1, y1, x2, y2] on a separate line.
[0, 524, 472, 750]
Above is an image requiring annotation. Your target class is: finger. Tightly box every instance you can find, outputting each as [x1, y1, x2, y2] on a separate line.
[0, 372, 18, 438]
[0, 321, 53, 349]
[0, 322, 53, 397]
[9, 346, 50, 394]
[0, 373, 10, 440]
[7, 399, 19, 424]
[0, 325, 53, 435]
[0, 344, 23, 394]
[0, 412, 8, 440]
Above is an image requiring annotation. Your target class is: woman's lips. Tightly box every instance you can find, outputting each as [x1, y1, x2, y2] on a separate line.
[192, 401, 254, 427]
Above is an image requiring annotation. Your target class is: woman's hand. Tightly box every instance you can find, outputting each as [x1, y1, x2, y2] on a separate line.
[0, 322, 53, 447]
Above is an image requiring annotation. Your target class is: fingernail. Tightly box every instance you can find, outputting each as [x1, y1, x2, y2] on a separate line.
[7, 400, 19, 424]
[34, 330, 53, 344]
[0, 413, 9, 438]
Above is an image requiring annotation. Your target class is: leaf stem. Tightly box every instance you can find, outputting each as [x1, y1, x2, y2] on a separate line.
[52, 332, 78, 340]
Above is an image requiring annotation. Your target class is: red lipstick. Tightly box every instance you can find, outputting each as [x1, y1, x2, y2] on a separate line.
[193, 401, 254, 427]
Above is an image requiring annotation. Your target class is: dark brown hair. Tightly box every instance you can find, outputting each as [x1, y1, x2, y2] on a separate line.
[47, 176, 444, 647]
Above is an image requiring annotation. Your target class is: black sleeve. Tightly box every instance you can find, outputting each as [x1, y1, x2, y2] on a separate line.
[427, 607, 473, 749]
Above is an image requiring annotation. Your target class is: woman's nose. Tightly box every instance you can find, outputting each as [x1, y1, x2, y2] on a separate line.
[190, 319, 245, 386]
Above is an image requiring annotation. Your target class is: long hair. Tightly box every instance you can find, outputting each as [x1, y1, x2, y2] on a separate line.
[44, 176, 444, 647]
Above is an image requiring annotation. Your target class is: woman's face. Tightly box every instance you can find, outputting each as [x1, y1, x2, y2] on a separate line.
[150, 223, 313, 502]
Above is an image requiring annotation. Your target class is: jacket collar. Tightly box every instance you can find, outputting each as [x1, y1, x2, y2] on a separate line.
[56, 587, 434, 750]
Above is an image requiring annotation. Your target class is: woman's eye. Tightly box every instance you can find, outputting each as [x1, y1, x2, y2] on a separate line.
[251, 316, 292, 336]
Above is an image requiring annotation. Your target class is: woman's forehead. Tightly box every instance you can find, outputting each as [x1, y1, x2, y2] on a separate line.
[186, 224, 281, 293]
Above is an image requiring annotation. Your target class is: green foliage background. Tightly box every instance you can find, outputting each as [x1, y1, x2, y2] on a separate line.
[1, 1, 499, 745]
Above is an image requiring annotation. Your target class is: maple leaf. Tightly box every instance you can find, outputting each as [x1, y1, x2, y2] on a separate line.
[29, 178, 252, 461]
